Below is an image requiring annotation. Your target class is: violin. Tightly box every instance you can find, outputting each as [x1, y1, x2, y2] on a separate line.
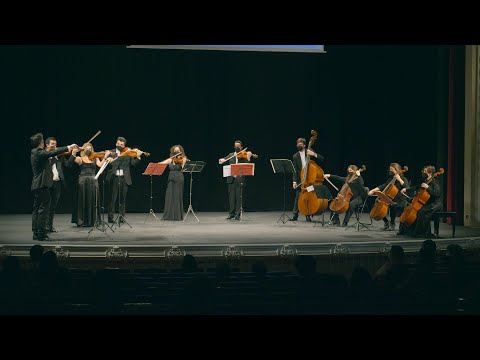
[223, 148, 258, 162]
[399, 168, 444, 226]
[369, 166, 408, 221]
[173, 154, 188, 164]
[297, 130, 329, 216]
[119, 147, 150, 158]
[329, 165, 366, 214]
[87, 151, 109, 161]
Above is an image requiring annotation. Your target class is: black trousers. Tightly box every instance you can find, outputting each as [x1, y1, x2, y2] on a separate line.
[293, 188, 301, 216]
[47, 180, 62, 229]
[109, 176, 128, 219]
[228, 177, 245, 216]
[32, 187, 51, 236]
[382, 203, 405, 224]
[335, 196, 364, 225]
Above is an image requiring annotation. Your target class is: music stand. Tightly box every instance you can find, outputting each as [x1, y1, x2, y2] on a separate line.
[345, 195, 373, 231]
[270, 159, 296, 224]
[143, 162, 168, 224]
[182, 161, 206, 222]
[88, 160, 114, 239]
[231, 163, 255, 221]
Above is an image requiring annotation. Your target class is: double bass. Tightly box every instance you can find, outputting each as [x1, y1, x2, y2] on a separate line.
[369, 166, 409, 221]
[399, 168, 444, 226]
[297, 130, 329, 216]
[329, 165, 366, 214]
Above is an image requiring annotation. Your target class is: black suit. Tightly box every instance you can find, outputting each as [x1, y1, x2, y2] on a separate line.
[106, 154, 141, 220]
[47, 155, 75, 230]
[291, 150, 324, 217]
[30, 146, 69, 237]
[223, 153, 250, 217]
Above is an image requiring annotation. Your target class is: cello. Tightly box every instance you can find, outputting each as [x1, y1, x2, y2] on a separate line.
[329, 165, 366, 214]
[297, 130, 329, 216]
[369, 166, 408, 221]
[399, 168, 444, 226]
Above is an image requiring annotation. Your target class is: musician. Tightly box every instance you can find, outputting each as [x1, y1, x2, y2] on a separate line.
[30, 133, 77, 241]
[44, 137, 75, 233]
[219, 140, 252, 220]
[70, 144, 111, 227]
[106, 137, 142, 223]
[159, 145, 188, 221]
[398, 165, 442, 238]
[324, 165, 367, 227]
[290, 138, 324, 222]
[368, 163, 409, 231]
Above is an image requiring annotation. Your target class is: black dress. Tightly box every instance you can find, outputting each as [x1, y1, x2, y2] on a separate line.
[162, 162, 184, 220]
[71, 162, 99, 227]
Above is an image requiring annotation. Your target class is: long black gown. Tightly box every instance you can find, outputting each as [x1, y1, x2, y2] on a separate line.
[162, 162, 184, 220]
[71, 162, 100, 227]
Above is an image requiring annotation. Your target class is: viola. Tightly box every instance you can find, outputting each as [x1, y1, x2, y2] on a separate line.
[329, 165, 366, 214]
[399, 168, 444, 226]
[297, 130, 329, 216]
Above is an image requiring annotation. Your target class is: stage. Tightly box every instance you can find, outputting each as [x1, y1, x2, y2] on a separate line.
[1, 213, 479, 258]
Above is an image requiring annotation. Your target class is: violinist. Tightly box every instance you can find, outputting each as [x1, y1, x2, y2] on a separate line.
[324, 165, 367, 227]
[219, 140, 253, 220]
[368, 163, 409, 231]
[290, 137, 324, 222]
[398, 165, 442, 238]
[159, 145, 188, 221]
[70, 143, 111, 227]
[106, 137, 143, 223]
[44, 137, 75, 233]
[30, 132, 78, 241]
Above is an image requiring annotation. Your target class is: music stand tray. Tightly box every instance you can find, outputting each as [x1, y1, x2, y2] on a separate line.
[143, 162, 168, 224]
[182, 161, 206, 222]
[270, 159, 296, 224]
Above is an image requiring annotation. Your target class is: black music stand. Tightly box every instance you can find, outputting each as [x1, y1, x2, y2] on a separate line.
[182, 161, 206, 222]
[270, 159, 296, 224]
[231, 163, 255, 221]
[88, 161, 114, 239]
[143, 162, 168, 224]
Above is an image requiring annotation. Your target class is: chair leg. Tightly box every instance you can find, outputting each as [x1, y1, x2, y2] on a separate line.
[452, 216, 456, 238]
[434, 216, 440, 238]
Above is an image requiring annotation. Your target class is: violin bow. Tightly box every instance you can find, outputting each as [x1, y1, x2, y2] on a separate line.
[85, 130, 101, 144]
[224, 148, 248, 162]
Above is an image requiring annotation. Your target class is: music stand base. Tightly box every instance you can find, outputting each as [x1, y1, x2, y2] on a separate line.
[144, 209, 162, 224]
[313, 212, 335, 227]
[277, 212, 293, 224]
[184, 205, 200, 222]
[113, 213, 132, 229]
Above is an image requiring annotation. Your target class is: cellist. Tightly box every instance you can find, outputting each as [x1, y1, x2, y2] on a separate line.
[368, 163, 409, 231]
[398, 165, 442, 238]
[324, 165, 367, 227]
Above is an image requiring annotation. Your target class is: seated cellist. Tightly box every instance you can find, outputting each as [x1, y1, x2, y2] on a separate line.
[398, 165, 442, 238]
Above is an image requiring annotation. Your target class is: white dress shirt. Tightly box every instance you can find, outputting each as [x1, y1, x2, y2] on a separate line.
[115, 149, 124, 176]
[52, 157, 60, 181]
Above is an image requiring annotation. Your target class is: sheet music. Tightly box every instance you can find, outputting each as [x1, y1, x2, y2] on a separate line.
[223, 165, 231, 177]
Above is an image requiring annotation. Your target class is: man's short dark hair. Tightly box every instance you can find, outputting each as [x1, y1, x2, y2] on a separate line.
[30, 133, 44, 148]
[296, 138, 307, 145]
[30, 244, 45, 262]
[117, 137, 127, 145]
[45, 137, 56, 145]
[234, 140, 243, 147]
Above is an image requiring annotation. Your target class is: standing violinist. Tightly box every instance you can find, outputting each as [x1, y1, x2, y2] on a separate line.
[290, 138, 324, 222]
[159, 145, 188, 221]
[398, 165, 442, 238]
[106, 137, 142, 223]
[30, 133, 78, 241]
[70, 143, 111, 227]
[219, 140, 252, 220]
[44, 137, 75, 233]
[368, 163, 409, 231]
[324, 165, 367, 227]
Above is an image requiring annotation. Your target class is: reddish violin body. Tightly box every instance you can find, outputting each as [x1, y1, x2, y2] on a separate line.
[399, 168, 444, 225]
[370, 166, 408, 221]
[297, 130, 328, 216]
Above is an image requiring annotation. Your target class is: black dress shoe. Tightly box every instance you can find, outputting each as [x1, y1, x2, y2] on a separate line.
[380, 222, 390, 231]
[288, 217, 298, 222]
[390, 221, 396, 231]
[234, 215, 241, 220]
[37, 234, 50, 241]
[341, 222, 348, 227]
[108, 218, 114, 224]
[306, 216, 312, 222]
